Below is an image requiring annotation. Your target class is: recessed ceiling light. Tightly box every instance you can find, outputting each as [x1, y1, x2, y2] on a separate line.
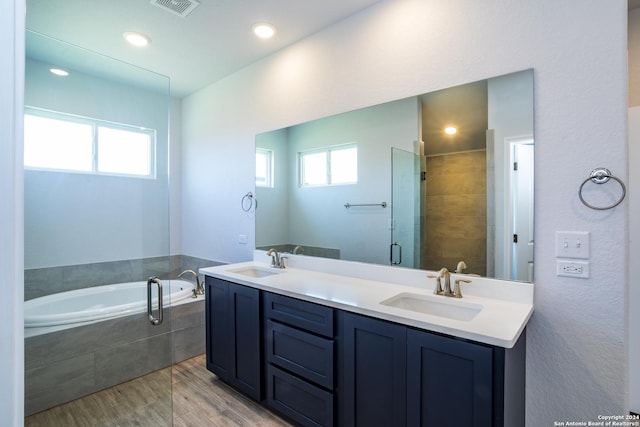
[444, 126, 457, 135]
[123, 31, 151, 47]
[49, 68, 69, 77]
[252, 23, 276, 39]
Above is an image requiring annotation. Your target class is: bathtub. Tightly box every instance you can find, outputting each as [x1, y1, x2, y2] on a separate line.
[24, 279, 195, 328]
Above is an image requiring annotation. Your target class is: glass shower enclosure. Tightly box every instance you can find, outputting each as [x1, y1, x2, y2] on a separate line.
[23, 31, 174, 423]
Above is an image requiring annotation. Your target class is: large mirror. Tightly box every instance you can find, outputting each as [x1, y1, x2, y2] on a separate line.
[256, 69, 533, 282]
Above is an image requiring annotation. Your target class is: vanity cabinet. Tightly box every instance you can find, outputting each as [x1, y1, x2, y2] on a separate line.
[204, 276, 262, 401]
[339, 312, 407, 426]
[340, 311, 525, 427]
[264, 293, 336, 427]
[205, 275, 525, 427]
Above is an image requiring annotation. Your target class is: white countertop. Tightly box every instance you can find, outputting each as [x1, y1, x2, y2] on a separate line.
[201, 258, 533, 348]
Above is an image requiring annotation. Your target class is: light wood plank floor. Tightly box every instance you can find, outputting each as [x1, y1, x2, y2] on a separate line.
[25, 354, 293, 427]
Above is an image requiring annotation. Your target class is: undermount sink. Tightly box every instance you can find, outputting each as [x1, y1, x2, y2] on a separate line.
[380, 292, 482, 321]
[228, 266, 282, 278]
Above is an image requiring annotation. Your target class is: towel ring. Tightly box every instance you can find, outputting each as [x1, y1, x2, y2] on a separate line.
[578, 168, 626, 210]
[241, 192, 256, 212]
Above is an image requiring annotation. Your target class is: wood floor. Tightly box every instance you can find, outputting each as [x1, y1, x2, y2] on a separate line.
[25, 354, 293, 427]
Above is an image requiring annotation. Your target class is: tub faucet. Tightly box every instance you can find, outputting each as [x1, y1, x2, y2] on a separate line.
[179, 269, 204, 296]
[266, 248, 284, 268]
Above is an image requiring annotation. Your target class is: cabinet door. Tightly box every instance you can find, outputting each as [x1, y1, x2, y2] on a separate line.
[407, 329, 493, 427]
[205, 277, 262, 401]
[231, 283, 262, 400]
[339, 312, 407, 427]
[205, 276, 231, 380]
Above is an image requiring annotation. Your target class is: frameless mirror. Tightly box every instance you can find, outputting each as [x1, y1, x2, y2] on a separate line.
[256, 69, 533, 282]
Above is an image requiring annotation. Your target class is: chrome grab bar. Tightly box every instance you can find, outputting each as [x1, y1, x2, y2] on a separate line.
[147, 277, 163, 325]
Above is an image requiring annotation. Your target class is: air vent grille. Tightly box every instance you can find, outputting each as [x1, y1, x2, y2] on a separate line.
[150, 0, 200, 18]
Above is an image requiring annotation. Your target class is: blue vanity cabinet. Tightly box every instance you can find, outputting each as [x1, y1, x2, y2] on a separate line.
[340, 311, 525, 427]
[406, 329, 494, 426]
[339, 311, 408, 427]
[264, 293, 336, 427]
[205, 276, 262, 401]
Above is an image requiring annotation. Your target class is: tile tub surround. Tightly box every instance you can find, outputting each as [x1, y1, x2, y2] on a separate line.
[24, 255, 222, 300]
[24, 297, 205, 416]
[203, 253, 534, 348]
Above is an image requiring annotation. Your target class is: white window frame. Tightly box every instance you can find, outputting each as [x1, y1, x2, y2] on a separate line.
[256, 147, 274, 188]
[24, 107, 157, 179]
[299, 143, 357, 187]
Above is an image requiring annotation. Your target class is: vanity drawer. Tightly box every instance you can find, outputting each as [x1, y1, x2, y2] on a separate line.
[264, 292, 334, 338]
[266, 320, 334, 389]
[266, 364, 334, 427]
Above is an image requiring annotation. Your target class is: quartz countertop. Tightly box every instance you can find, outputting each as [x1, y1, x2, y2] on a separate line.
[200, 259, 534, 348]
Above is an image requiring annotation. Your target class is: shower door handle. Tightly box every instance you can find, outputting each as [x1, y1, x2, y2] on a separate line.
[147, 277, 164, 325]
[390, 242, 402, 265]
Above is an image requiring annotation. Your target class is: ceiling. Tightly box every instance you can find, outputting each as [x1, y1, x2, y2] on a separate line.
[25, 0, 382, 98]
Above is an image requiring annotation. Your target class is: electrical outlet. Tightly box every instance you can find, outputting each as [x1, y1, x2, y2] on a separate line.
[238, 234, 248, 244]
[556, 260, 590, 278]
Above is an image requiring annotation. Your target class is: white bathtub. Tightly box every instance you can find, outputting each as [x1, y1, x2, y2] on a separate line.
[24, 279, 195, 328]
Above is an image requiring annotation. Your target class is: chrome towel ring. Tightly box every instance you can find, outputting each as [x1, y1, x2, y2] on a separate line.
[578, 168, 626, 210]
[241, 192, 256, 212]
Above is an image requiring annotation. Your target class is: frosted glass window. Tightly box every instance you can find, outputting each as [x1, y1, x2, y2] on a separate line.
[256, 148, 274, 187]
[98, 127, 152, 176]
[24, 115, 93, 172]
[330, 146, 357, 184]
[24, 108, 156, 178]
[300, 144, 357, 187]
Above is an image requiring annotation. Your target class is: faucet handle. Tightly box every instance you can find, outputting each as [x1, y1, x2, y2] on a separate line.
[280, 256, 288, 269]
[453, 278, 472, 298]
[427, 274, 444, 295]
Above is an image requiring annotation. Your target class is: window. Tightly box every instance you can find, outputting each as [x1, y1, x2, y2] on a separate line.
[256, 148, 274, 187]
[24, 108, 156, 178]
[299, 143, 357, 187]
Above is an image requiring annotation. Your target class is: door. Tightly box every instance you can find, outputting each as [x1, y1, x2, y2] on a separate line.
[510, 141, 534, 281]
[23, 32, 173, 423]
[391, 147, 422, 268]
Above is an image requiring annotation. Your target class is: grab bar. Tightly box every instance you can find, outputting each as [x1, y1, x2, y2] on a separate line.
[344, 202, 387, 209]
[147, 277, 163, 325]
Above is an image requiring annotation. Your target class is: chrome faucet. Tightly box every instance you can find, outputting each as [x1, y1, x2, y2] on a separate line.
[293, 245, 304, 255]
[178, 269, 204, 296]
[266, 248, 285, 269]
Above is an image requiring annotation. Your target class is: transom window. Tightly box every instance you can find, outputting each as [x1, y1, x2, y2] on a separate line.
[24, 108, 156, 178]
[299, 143, 357, 187]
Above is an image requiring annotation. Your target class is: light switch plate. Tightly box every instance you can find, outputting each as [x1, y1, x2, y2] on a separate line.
[556, 231, 590, 259]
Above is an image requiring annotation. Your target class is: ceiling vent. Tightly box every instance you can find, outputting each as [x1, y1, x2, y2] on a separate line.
[150, 0, 200, 18]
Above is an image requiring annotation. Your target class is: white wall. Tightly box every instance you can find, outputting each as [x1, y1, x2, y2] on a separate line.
[629, 107, 640, 414]
[182, 0, 629, 422]
[629, 9, 640, 415]
[1, 0, 25, 423]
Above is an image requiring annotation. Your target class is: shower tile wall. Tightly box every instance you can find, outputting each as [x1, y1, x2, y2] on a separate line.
[423, 151, 487, 274]
[24, 255, 220, 300]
